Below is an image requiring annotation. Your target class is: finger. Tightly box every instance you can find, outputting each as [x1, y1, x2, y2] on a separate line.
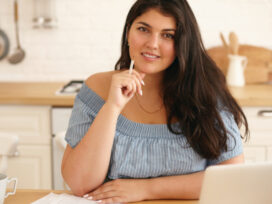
[130, 70, 145, 86]
[90, 185, 114, 197]
[129, 79, 137, 97]
[122, 69, 145, 85]
[119, 74, 141, 97]
[125, 83, 132, 97]
[120, 80, 132, 96]
[125, 74, 141, 96]
[120, 71, 144, 89]
[125, 79, 138, 97]
[100, 197, 123, 204]
[131, 74, 143, 96]
[92, 190, 118, 201]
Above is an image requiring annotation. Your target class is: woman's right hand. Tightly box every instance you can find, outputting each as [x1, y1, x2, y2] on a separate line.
[106, 69, 145, 112]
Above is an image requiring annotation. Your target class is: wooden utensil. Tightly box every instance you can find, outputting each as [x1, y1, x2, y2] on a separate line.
[229, 32, 239, 55]
[220, 32, 228, 51]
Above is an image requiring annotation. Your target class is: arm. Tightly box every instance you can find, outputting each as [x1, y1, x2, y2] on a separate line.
[88, 154, 244, 202]
[145, 154, 244, 200]
[62, 102, 120, 196]
[61, 71, 145, 196]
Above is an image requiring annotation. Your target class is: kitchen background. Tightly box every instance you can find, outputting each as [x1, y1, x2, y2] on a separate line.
[0, 0, 272, 82]
[1, 0, 272, 191]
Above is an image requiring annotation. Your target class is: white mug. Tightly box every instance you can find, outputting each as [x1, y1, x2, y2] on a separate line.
[0, 173, 17, 204]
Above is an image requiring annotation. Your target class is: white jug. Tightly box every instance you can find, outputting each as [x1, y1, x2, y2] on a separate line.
[226, 55, 247, 87]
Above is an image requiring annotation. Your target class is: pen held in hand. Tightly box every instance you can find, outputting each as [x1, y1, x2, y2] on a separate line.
[129, 60, 134, 74]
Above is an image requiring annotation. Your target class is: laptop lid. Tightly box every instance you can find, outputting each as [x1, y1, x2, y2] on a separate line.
[199, 162, 272, 204]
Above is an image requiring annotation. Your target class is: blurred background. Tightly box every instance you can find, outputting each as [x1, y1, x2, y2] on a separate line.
[0, 0, 272, 191]
[0, 0, 271, 82]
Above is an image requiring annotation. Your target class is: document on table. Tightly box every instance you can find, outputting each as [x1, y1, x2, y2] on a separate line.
[31, 193, 97, 204]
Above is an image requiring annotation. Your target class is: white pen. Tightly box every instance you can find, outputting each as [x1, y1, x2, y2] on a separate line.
[129, 60, 134, 74]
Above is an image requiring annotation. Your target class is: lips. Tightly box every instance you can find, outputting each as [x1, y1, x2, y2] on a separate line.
[141, 52, 160, 59]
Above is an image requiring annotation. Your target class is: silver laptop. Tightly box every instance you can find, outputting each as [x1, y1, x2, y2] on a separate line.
[199, 162, 272, 204]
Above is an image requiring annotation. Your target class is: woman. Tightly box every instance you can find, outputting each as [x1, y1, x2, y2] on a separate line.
[61, 0, 249, 203]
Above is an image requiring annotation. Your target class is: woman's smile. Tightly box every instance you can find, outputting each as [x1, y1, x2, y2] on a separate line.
[141, 52, 160, 61]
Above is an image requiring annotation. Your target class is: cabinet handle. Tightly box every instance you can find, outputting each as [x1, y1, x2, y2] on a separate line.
[258, 110, 272, 117]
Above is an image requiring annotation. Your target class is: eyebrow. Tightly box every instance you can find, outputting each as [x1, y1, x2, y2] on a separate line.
[136, 21, 176, 32]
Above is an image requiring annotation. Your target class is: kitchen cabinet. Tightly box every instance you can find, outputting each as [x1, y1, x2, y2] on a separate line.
[242, 107, 272, 163]
[0, 105, 52, 189]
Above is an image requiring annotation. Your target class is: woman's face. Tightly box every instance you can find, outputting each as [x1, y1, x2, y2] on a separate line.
[127, 8, 176, 75]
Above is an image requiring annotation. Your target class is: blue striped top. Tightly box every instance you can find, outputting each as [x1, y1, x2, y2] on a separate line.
[65, 83, 243, 180]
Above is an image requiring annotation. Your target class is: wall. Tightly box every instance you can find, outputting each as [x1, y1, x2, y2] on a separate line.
[0, 0, 271, 82]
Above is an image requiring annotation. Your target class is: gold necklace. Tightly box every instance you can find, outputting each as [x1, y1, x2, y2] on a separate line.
[134, 93, 164, 114]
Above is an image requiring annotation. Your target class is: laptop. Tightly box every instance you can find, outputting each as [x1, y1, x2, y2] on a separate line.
[199, 162, 272, 204]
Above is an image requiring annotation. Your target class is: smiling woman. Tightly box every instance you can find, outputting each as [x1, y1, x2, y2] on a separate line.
[127, 9, 176, 74]
[61, 0, 249, 203]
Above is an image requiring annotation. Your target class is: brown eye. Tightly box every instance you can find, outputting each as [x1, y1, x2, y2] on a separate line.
[137, 27, 148, 32]
[162, 33, 175, 39]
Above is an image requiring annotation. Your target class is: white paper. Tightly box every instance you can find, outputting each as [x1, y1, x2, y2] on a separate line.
[31, 193, 97, 204]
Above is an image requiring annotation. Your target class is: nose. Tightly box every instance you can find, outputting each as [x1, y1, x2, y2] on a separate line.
[146, 33, 159, 50]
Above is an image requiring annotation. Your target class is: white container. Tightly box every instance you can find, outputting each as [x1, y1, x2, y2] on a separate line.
[226, 54, 248, 87]
[0, 173, 17, 204]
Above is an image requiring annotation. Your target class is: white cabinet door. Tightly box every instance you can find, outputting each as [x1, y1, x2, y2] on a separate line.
[0, 105, 51, 145]
[4, 145, 52, 189]
[243, 146, 266, 163]
[0, 105, 52, 189]
[242, 107, 272, 162]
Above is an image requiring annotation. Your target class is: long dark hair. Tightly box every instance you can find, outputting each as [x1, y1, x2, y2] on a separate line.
[115, 0, 249, 160]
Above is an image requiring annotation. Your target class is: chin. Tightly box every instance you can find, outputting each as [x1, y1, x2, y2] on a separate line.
[136, 64, 164, 74]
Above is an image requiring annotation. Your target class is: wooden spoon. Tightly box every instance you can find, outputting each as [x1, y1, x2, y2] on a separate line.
[229, 32, 239, 55]
[220, 32, 228, 51]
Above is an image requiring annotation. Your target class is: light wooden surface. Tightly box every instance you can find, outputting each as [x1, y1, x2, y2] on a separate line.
[0, 82, 272, 107]
[0, 82, 74, 107]
[229, 84, 272, 106]
[5, 189, 198, 204]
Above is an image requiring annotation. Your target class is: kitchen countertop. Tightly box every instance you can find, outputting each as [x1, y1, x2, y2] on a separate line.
[0, 82, 74, 107]
[0, 82, 271, 107]
[228, 84, 272, 106]
[5, 189, 198, 204]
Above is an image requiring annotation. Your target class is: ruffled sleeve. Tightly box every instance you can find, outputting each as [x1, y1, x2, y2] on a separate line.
[65, 83, 104, 148]
[207, 109, 243, 165]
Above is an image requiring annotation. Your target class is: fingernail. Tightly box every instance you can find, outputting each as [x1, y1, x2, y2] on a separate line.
[141, 80, 145, 86]
[96, 200, 102, 203]
[87, 196, 93, 200]
[83, 194, 89, 198]
[139, 90, 143, 96]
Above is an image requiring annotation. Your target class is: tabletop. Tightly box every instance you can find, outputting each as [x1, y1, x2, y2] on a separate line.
[5, 189, 199, 204]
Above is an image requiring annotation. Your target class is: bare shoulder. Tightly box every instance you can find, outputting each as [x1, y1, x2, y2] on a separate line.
[85, 71, 116, 101]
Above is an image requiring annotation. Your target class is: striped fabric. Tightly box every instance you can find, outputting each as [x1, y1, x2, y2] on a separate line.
[65, 83, 243, 180]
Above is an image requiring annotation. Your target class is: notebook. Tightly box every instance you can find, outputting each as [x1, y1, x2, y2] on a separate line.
[31, 193, 97, 204]
[199, 162, 272, 204]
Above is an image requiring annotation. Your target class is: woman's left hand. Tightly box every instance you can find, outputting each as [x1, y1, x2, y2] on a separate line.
[84, 179, 149, 203]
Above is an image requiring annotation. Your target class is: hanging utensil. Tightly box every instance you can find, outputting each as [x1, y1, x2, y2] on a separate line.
[8, 0, 25, 64]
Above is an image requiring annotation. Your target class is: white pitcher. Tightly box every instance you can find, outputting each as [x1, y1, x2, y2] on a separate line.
[226, 55, 248, 87]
